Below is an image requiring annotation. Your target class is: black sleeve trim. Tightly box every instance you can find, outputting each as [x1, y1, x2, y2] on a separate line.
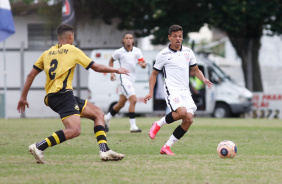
[33, 65, 43, 72]
[153, 67, 162, 72]
[190, 64, 197, 68]
[86, 61, 95, 70]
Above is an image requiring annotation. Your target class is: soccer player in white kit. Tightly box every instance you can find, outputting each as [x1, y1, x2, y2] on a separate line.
[144, 25, 213, 155]
[104, 33, 147, 133]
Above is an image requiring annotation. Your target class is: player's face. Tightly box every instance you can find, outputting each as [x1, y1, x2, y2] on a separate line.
[168, 31, 183, 50]
[123, 34, 134, 47]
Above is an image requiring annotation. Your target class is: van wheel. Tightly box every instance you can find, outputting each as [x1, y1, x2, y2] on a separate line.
[213, 103, 231, 118]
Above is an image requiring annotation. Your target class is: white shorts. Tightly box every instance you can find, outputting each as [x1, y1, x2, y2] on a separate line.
[117, 79, 136, 99]
[165, 90, 197, 114]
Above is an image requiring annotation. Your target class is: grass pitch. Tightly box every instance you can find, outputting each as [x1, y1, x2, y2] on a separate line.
[0, 117, 281, 184]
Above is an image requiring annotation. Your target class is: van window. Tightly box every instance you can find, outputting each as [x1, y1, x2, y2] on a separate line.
[208, 66, 223, 83]
[135, 63, 151, 82]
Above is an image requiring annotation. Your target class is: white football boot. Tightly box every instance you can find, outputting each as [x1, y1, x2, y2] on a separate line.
[130, 126, 142, 133]
[100, 150, 125, 161]
[28, 144, 47, 164]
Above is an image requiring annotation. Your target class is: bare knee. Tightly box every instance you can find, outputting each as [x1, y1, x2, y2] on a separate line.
[187, 117, 193, 126]
[129, 98, 137, 105]
[95, 108, 104, 120]
[68, 127, 81, 138]
[176, 108, 187, 119]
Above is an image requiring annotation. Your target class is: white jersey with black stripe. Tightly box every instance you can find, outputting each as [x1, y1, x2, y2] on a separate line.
[153, 45, 197, 94]
[112, 46, 144, 83]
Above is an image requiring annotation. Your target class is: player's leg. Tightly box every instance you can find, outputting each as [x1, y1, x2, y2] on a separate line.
[149, 94, 184, 139]
[82, 101, 124, 161]
[160, 94, 196, 155]
[104, 95, 127, 131]
[159, 107, 187, 155]
[29, 92, 80, 164]
[128, 94, 141, 133]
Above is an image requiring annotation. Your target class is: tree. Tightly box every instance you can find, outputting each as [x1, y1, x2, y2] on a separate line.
[12, 0, 282, 91]
[75, 0, 208, 44]
[82, 0, 282, 92]
[203, 0, 282, 92]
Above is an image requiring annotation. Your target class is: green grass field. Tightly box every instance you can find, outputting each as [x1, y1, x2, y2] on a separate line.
[0, 117, 281, 184]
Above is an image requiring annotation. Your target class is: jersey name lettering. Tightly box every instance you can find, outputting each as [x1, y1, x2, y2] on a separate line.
[48, 49, 69, 55]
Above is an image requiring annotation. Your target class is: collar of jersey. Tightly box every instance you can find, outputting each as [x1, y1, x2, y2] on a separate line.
[168, 44, 182, 52]
[123, 46, 133, 52]
[55, 44, 72, 48]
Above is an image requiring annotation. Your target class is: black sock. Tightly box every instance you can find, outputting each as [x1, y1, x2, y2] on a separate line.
[128, 112, 135, 119]
[172, 125, 187, 140]
[94, 125, 110, 152]
[165, 112, 175, 124]
[110, 108, 118, 117]
[36, 130, 66, 151]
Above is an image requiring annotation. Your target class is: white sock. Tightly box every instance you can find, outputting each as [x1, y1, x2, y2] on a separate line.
[165, 134, 179, 147]
[105, 112, 113, 121]
[157, 116, 167, 127]
[129, 118, 137, 128]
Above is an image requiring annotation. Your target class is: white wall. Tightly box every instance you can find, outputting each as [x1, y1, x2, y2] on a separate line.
[0, 50, 90, 118]
[77, 19, 125, 49]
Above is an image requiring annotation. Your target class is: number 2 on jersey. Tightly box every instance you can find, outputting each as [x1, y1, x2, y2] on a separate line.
[49, 59, 58, 80]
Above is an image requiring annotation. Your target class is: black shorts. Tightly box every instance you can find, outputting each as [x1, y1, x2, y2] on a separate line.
[44, 91, 87, 120]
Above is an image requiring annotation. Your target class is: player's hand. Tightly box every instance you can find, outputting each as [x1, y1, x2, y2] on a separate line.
[138, 61, 146, 68]
[116, 67, 130, 75]
[111, 73, 116, 81]
[17, 99, 29, 114]
[144, 93, 153, 104]
[203, 78, 213, 89]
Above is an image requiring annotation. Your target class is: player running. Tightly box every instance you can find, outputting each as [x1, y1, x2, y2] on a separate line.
[104, 33, 147, 133]
[17, 24, 128, 163]
[144, 25, 213, 155]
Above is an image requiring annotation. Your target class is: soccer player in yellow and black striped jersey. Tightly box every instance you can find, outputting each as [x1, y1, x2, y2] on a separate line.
[17, 24, 129, 163]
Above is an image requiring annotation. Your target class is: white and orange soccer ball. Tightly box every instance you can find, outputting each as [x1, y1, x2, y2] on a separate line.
[217, 140, 237, 158]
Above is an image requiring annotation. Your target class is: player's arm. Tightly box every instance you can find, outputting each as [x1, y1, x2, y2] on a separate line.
[91, 62, 129, 75]
[108, 57, 117, 81]
[191, 65, 213, 89]
[144, 69, 159, 104]
[17, 68, 41, 114]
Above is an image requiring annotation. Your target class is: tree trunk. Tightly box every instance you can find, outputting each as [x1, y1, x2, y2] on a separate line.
[228, 32, 263, 92]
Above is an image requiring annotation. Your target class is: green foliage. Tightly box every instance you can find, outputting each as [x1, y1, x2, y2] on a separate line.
[0, 117, 282, 184]
[80, 0, 282, 45]
[205, 0, 282, 37]
[75, 0, 208, 44]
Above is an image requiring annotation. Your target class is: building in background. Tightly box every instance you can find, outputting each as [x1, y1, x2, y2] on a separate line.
[1, 2, 281, 118]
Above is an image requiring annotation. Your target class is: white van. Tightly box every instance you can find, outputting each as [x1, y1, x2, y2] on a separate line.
[193, 54, 253, 118]
[88, 49, 253, 118]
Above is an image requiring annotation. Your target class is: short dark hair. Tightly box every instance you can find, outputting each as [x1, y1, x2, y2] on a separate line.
[123, 32, 134, 39]
[57, 24, 74, 36]
[168, 25, 183, 35]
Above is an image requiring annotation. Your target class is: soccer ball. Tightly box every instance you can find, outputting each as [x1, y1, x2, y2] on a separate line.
[217, 140, 237, 158]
